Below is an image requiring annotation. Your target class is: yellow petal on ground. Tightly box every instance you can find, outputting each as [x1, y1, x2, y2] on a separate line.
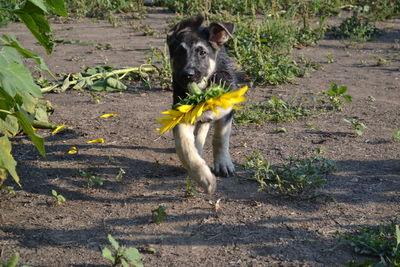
[67, 146, 78, 154]
[99, 113, 120, 118]
[87, 138, 105, 144]
[51, 123, 65, 135]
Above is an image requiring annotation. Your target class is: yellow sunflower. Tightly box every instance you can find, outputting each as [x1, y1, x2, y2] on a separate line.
[157, 85, 248, 134]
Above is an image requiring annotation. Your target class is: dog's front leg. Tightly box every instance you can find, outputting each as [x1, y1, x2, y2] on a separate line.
[173, 123, 216, 194]
[213, 110, 235, 177]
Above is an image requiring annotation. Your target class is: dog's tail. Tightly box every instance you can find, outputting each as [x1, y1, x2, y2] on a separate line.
[173, 123, 216, 194]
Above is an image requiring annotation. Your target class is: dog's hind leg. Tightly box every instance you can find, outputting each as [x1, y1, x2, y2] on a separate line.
[174, 123, 216, 194]
[194, 122, 211, 156]
[212, 110, 235, 177]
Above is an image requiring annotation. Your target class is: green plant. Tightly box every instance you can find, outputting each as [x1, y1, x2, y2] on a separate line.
[0, 0, 66, 186]
[145, 45, 172, 90]
[115, 168, 125, 181]
[185, 175, 197, 197]
[327, 15, 379, 43]
[41, 65, 157, 93]
[78, 170, 103, 187]
[1, 252, 30, 267]
[235, 96, 311, 125]
[102, 234, 143, 267]
[64, 0, 145, 20]
[325, 53, 334, 63]
[338, 222, 400, 266]
[152, 205, 167, 224]
[325, 82, 352, 111]
[51, 189, 66, 205]
[242, 151, 336, 196]
[393, 130, 400, 140]
[344, 119, 367, 137]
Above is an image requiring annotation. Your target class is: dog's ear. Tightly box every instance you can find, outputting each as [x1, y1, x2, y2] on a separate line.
[208, 22, 235, 47]
[167, 14, 204, 46]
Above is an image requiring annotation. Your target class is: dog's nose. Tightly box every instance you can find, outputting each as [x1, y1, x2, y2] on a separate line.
[184, 69, 196, 80]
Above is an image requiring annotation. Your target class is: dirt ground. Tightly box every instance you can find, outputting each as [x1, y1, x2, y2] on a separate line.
[0, 8, 399, 267]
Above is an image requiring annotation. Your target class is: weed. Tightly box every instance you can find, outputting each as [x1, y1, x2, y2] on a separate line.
[78, 170, 103, 187]
[51, 190, 66, 205]
[185, 176, 197, 197]
[325, 82, 352, 111]
[327, 15, 379, 43]
[115, 168, 126, 181]
[393, 130, 400, 140]
[338, 222, 400, 266]
[1, 252, 24, 267]
[65, 0, 145, 20]
[325, 53, 334, 63]
[242, 151, 336, 196]
[235, 96, 312, 125]
[344, 119, 367, 137]
[102, 234, 143, 267]
[375, 56, 390, 66]
[152, 205, 167, 224]
[145, 45, 172, 90]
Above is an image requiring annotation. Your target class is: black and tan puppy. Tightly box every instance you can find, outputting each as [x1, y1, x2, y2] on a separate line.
[167, 14, 237, 194]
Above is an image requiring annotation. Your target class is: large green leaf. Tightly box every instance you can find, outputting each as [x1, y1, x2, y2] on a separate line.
[45, 0, 68, 17]
[0, 47, 42, 113]
[14, 1, 53, 54]
[0, 136, 20, 186]
[0, 34, 53, 77]
[15, 110, 45, 158]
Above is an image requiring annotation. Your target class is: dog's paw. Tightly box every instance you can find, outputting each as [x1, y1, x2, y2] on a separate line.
[190, 165, 217, 194]
[213, 155, 235, 177]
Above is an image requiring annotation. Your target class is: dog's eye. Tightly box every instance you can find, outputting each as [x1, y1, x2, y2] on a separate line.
[198, 49, 207, 57]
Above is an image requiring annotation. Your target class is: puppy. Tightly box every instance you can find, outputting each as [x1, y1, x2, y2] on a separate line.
[167, 14, 237, 194]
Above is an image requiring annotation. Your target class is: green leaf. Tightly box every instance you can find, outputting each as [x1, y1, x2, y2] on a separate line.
[51, 189, 57, 196]
[106, 77, 127, 91]
[14, 1, 53, 54]
[14, 110, 45, 158]
[28, 0, 49, 13]
[0, 47, 42, 113]
[0, 114, 19, 137]
[395, 225, 400, 247]
[343, 95, 352, 103]
[121, 258, 129, 267]
[337, 85, 347, 95]
[124, 247, 143, 262]
[45, 0, 68, 17]
[102, 247, 114, 262]
[107, 234, 120, 250]
[0, 136, 20, 186]
[5, 252, 20, 267]
[0, 34, 54, 77]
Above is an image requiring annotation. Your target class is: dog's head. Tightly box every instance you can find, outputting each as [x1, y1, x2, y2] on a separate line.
[167, 14, 234, 92]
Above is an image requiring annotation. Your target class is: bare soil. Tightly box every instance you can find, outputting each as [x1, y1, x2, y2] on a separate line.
[0, 9, 400, 267]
